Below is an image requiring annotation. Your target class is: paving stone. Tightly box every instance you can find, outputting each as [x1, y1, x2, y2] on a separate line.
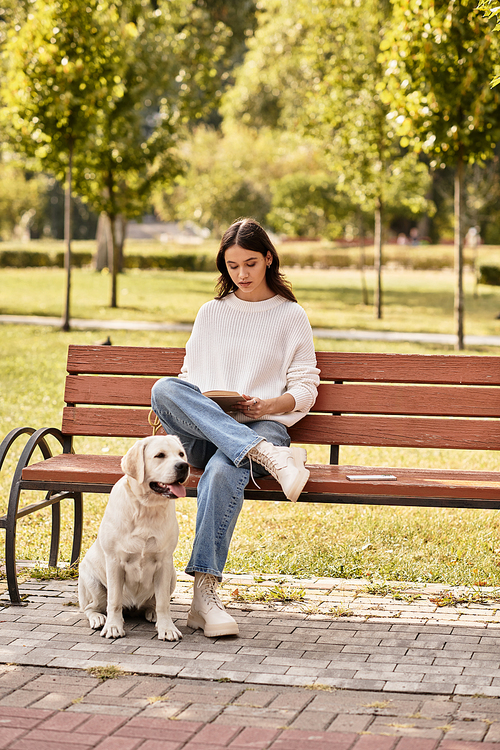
[188, 723, 241, 745]
[30, 692, 87, 711]
[174, 702, 223, 723]
[442, 720, 488, 742]
[11, 727, 104, 747]
[383, 682, 455, 695]
[142, 700, 189, 718]
[369, 715, 445, 739]
[394, 740, 438, 749]
[90, 738, 142, 750]
[228, 725, 279, 748]
[35, 711, 91, 731]
[0, 690, 48, 707]
[0, 726, 27, 748]
[115, 716, 202, 741]
[271, 728, 357, 750]
[287, 709, 335, 731]
[267, 691, 313, 711]
[327, 713, 373, 733]
[232, 690, 278, 707]
[351, 734, 398, 749]
[484, 722, 500, 742]
[438, 741, 500, 749]
[67, 702, 141, 717]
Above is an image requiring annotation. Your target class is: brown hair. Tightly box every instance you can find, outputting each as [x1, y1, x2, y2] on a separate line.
[215, 218, 297, 302]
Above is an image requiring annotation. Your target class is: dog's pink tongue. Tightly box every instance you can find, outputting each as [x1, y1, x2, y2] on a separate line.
[168, 483, 186, 498]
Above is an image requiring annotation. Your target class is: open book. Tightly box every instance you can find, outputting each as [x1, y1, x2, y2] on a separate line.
[203, 390, 243, 411]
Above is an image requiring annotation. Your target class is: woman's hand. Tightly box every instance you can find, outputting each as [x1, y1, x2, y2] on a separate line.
[234, 396, 268, 420]
[233, 393, 295, 419]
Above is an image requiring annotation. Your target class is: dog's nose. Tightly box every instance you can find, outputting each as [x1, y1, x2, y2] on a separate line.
[176, 461, 189, 482]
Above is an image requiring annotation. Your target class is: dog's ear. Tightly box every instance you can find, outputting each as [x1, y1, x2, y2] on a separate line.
[121, 439, 146, 483]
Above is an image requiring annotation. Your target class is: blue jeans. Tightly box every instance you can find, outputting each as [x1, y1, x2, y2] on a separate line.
[151, 378, 290, 579]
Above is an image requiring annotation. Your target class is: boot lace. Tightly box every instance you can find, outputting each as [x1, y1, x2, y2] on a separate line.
[196, 573, 224, 610]
[249, 443, 286, 479]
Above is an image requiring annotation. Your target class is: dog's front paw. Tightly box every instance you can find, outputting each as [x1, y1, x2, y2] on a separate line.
[101, 619, 125, 639]
[87, 612, 106, 630]
[156, 620, 182, 641]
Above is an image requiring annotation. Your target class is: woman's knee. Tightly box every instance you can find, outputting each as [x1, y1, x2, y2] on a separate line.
[151, 377, 183, 410]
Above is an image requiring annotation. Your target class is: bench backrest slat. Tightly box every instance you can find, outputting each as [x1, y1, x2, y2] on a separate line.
[62, 345, 500, 451]
[65, 375, 500, 418]
[62, 406, 500, 451]
[66, 345, 185, 375]
[67, 345, 500, 385]
[314, 351, 500, 384]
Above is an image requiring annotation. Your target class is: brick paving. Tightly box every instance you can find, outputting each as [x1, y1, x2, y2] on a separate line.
[1, 574, 500, 747]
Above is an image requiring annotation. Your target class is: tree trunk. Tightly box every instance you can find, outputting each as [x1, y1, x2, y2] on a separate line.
[109, 214, 119, 308]
[358, 212, 369, 306]
[116, 215, 127, 273]
[373, 199, 383, 319]
[95, 212, 113, 271]
[454, 152, 464, 350]
[62, 144, 73, 332]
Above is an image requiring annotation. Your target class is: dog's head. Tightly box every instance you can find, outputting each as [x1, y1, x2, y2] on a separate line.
[121, 435, 189, 500]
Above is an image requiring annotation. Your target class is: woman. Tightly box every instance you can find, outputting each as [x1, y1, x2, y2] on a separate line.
[151, 218, 319, 637]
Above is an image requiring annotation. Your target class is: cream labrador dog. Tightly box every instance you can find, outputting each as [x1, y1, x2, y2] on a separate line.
[78, 435, 189, 641]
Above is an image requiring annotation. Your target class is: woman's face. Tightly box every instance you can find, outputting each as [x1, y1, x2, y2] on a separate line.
[224, 244, 273, 302]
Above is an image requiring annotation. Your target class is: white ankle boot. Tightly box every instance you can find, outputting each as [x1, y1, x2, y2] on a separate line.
[187, 573, 239, 637]
[247, 441, 309, 502]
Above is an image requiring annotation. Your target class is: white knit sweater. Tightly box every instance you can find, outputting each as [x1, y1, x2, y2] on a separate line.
[178, 293, 320, 427]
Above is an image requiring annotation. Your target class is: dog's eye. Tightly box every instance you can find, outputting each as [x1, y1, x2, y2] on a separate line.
[155, 452, 165, 459]
[179, 452, 185, 458]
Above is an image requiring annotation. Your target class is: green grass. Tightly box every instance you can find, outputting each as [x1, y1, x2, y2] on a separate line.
[1, 258, 500, 586]
[2, 264, 500, 336]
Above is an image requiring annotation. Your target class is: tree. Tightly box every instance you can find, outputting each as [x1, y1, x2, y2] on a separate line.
[2, 0, 231, 313]
[1, 0, 128, 329]
[0, 160, 48, 240]
[70, 0, 230, 308]
[223, 0, 433, 318]
[478, 0, 500, 86]
[152, 122, 356, 238]
[380, 0, 500, 348]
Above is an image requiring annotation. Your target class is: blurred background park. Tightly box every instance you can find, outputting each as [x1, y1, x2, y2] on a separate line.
[2, 0, 500, 591]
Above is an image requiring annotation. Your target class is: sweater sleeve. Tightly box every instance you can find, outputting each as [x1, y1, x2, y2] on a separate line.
[284, 307, 320, 414]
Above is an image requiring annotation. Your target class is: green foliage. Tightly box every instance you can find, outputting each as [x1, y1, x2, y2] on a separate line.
[267, 172, 355, 239]
[0, 161, 48, 240]
[0, 248, 92, 268]
[381, 0, 500, 166]
[0, 0, 126, 173]
[479, 264, 500, 284]
[153, 123, 339, 235]
[478, 0, 500, 86]
[71, 0, 231, 224]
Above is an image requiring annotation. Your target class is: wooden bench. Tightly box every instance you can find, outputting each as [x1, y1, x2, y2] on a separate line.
[1, 344, 500, 604]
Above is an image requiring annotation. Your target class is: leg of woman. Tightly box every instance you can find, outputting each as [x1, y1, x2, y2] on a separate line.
[186, 419, 290, 578]
[185, 419, 290, 638]
[151, 378, 262, 468]
[151, 378, 308, 503]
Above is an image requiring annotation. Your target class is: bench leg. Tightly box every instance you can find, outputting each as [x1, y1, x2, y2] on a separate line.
[49, 496, 61, 568]
[5, 481, 22, 605]
[70, 493, 83, 566]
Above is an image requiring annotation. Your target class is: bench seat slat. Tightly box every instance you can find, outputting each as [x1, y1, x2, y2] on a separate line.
[65, 376, 500, 417]
[21, 455, 500, 503]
